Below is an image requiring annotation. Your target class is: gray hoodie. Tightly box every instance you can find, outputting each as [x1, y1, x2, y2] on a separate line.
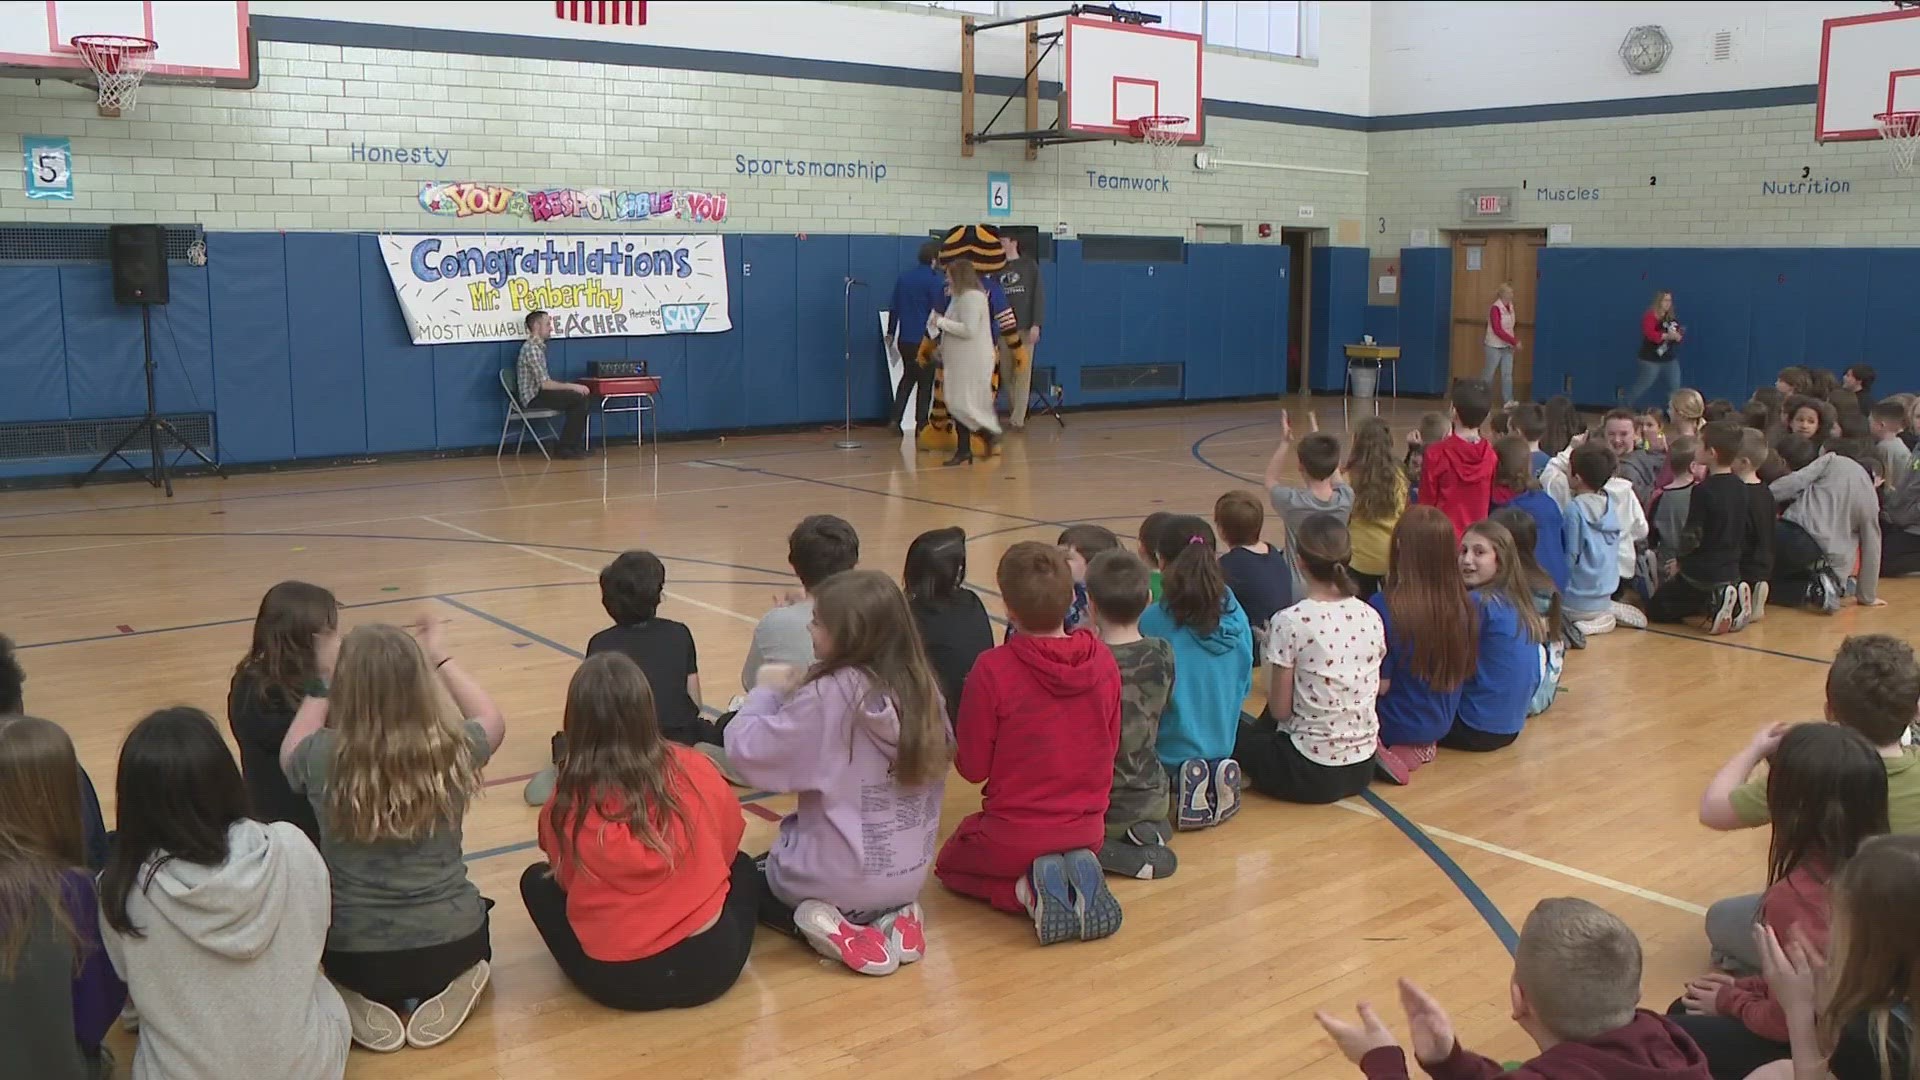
[100, 820, 349, 1080]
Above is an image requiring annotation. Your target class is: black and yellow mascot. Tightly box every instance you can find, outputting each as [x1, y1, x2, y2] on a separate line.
[914, 224, 1032, 455]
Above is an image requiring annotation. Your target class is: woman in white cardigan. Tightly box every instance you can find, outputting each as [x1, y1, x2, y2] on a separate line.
[1483, 281, 1518, 404]
[930, 260, 1001, 466]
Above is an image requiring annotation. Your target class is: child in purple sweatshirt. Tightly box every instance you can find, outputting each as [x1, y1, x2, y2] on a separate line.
[724, 569, 953, 978]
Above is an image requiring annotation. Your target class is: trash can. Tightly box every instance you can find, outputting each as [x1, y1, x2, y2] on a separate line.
[1350, 363, 1379, 399]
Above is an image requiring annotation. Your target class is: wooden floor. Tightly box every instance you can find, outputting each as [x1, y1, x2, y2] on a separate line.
[3, 398, 1903, 1079]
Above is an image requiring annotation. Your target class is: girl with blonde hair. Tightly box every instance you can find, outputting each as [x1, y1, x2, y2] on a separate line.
[279, 617, 505, 1052]
[1345, 417, 1408, 600]
[930, 260, 1002, 466]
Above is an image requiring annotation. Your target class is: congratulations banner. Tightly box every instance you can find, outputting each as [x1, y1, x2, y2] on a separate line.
[378, 234, 731, 344]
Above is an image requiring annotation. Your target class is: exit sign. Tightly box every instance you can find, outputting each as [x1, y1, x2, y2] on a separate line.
[1460, 188, 1516, 220]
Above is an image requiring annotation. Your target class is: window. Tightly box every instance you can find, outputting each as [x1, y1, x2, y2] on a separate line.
[910, 0, 999, 14]
[1115, 2, 1204, 36]
[1204, 2, 1304, 57]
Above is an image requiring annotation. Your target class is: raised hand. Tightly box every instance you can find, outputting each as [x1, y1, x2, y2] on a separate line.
[1314, 1002, 1400, 1065]
[1398, 979, 1456, 1066]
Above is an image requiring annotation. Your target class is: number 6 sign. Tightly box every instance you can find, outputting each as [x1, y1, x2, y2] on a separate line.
[986, 172, 1011, 218]
[23, 137, 74, 201]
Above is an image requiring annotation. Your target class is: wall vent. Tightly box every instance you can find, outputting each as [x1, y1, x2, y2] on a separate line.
[0, 414, 216, 462]
[1710, 30, 1735, 62]
[0, 224, 204, 263]
[1080, 364, 1182, 392]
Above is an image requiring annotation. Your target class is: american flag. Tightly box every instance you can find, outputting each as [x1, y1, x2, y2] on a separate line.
[555, 1, 646, 25]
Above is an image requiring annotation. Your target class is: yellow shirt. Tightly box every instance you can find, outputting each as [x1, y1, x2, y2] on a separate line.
[1732, 748, 1920, 833]
[1348, 474, 1407, 578]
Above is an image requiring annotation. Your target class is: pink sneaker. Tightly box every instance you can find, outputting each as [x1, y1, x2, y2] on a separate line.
[794, 900, 897, 976]
[1404, 744, 1437, 767]
[1373, 740, 1410, 785]
[877, 903, 926, 964]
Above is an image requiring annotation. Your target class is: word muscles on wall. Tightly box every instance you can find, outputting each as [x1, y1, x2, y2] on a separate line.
[378, 234, 733, 344]
[417, 182, 729, 224]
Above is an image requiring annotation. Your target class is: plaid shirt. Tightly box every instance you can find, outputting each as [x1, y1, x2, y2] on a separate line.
[515, 337, 548, 405]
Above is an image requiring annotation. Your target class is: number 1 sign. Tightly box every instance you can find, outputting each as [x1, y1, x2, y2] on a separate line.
[23, 137, 73, 200]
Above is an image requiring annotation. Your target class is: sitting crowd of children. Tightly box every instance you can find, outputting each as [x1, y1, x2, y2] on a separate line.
[5, 366, 1915, 1078]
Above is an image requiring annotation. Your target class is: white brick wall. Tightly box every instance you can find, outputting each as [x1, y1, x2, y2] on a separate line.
[1366, 104, 1920, 255]
[0, 40, 1367, 238]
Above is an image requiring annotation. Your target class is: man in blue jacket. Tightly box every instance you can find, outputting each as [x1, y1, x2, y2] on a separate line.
[886, 241, 946, 435]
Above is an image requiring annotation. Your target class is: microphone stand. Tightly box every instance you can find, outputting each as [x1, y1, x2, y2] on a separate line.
[835, 276, 868, 449]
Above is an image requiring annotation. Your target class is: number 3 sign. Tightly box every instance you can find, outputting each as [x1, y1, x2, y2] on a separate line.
[23, 137, 74, 200]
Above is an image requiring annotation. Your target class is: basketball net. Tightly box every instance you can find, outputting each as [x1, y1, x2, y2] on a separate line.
[72, 35, 156, 116]
[1128, 115, 1190, 169]
[1876, 111, 1920, 174]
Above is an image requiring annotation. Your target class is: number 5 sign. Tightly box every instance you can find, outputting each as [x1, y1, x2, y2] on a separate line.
[23, 137, 74, 200]
[986, 172, 1011, 218]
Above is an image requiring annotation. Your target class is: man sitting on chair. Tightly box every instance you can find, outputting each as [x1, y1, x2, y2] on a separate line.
[515, 309, 594, 459]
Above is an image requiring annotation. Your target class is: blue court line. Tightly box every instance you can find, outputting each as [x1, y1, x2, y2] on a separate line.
[1630, 625, 1830, 664]
[435, 594, 585, 659]
[1359, 789, 1520, 954]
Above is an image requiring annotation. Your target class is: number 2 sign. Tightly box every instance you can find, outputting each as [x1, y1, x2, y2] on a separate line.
[23, 137, 73, 201]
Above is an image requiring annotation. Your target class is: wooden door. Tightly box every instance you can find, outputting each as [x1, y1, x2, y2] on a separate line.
[1449, 231, 1545, 400]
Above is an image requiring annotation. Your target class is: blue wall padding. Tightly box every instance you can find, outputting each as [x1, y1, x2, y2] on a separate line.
[1309, 247, 1368, 393]
[1534, 248, 1920, 408]
[1362, 305, 1399, 347]
[1, 266, 70, 423]
[286, 234, 369, 458]
[8, 231, 1310, 477]
[207, 233, 294, 463]
[1395, 248, 1453, 397]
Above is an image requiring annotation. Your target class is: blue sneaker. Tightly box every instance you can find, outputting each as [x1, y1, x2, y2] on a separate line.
[1014, 854, 1078, 945]
[1173, 759, 1213, 831]
[1062, 848, 1123, 941]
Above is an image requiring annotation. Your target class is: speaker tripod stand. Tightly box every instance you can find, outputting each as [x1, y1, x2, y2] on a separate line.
[75, 306, 225, 497]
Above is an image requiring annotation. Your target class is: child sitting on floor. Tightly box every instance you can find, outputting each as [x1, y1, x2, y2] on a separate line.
[1403, 411, 1450, 503]
[1770, 431, 1883, 612]
[1214, 490, 1292, 647]
[1316, 897, 1711, 1080]
[1489, 507, 1565, 718]
[1419, 379, 1497, 538]
[1371, 507, 1480, 784]
[1492, 434, 1569, 593]
[1870, 399, 1912, 482]
[528, 550, 711, 804]
[1735, 430, 1779, 622]
[936, 544, 1123, 946]
[1649, 421, 1751, 634]
[1511, 401, 1551, 478]
[1668, 722, 1888, 1080]
[1264, 409, 1355, 603]
[1561, 443, 1629, 633]
[1139, 516, 1255, 831]
[903, 527, 994, 727]
[1085, 549, 1177, 881]
[1450, 520, 1547, 753]
[741, 514, 859, 691]
[1236, 513, 1385, 805]
[1009, 524, 1119, 642]
[1136, 511, 1175, 601]
[726, 570, 950, 976]
[1698, 634, 1920, 974]
[1649, 436, 1702, 594]
[1346, 417, 1409, 601]
[1759, 834, 1920, 1080]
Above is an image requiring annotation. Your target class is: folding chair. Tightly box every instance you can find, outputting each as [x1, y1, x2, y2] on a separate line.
[497, 369, 562, 461]
[1028, 364, 1066, 428]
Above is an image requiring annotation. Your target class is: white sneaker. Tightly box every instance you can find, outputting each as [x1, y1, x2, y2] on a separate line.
[405, 959, 491, 1048]
[1751, 582, 1769, 622]
[1609, 602, 1648, 629]
[333, 983, 405, 1053]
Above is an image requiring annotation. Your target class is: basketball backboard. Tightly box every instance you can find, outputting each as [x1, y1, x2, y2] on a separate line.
[1064, 16, 1203, 142]
[1816, 6, 1920, 142]
[0, 1, 253, 84]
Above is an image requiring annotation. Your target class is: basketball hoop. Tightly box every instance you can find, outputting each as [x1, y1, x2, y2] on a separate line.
[71, 34, 156, 117]
[1128, 114, 1190, 168]
[1875, 111, 1920, 174]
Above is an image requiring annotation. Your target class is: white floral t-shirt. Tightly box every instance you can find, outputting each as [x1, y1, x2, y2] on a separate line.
[1265, 597, 1386, 767]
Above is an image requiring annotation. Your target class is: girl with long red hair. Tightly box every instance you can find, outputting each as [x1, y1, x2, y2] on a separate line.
[1370, 506, 1481, 783]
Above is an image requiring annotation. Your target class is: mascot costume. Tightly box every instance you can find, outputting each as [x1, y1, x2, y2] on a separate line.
[914, 224, 1031, 455]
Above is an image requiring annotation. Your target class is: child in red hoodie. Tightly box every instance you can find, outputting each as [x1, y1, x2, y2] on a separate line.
[1317, 897, 1711, 1080]
[934, 542, 1124, 946]
[1421, 379, 1498, 538]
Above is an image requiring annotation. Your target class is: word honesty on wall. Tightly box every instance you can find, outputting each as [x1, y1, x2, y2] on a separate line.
[418, 182, 729, 224]
[378, 234, 733, 344]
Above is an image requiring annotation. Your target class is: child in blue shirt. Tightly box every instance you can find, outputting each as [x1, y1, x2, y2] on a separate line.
[1492, 435, 1570, 593]
[1138, 516, 1253, 831]
[1005, 524, 1117, 642]
[1369, 506, 1481, 785]
[1213, 490, 1292, 652]
[1448, 520, 1546, 753]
